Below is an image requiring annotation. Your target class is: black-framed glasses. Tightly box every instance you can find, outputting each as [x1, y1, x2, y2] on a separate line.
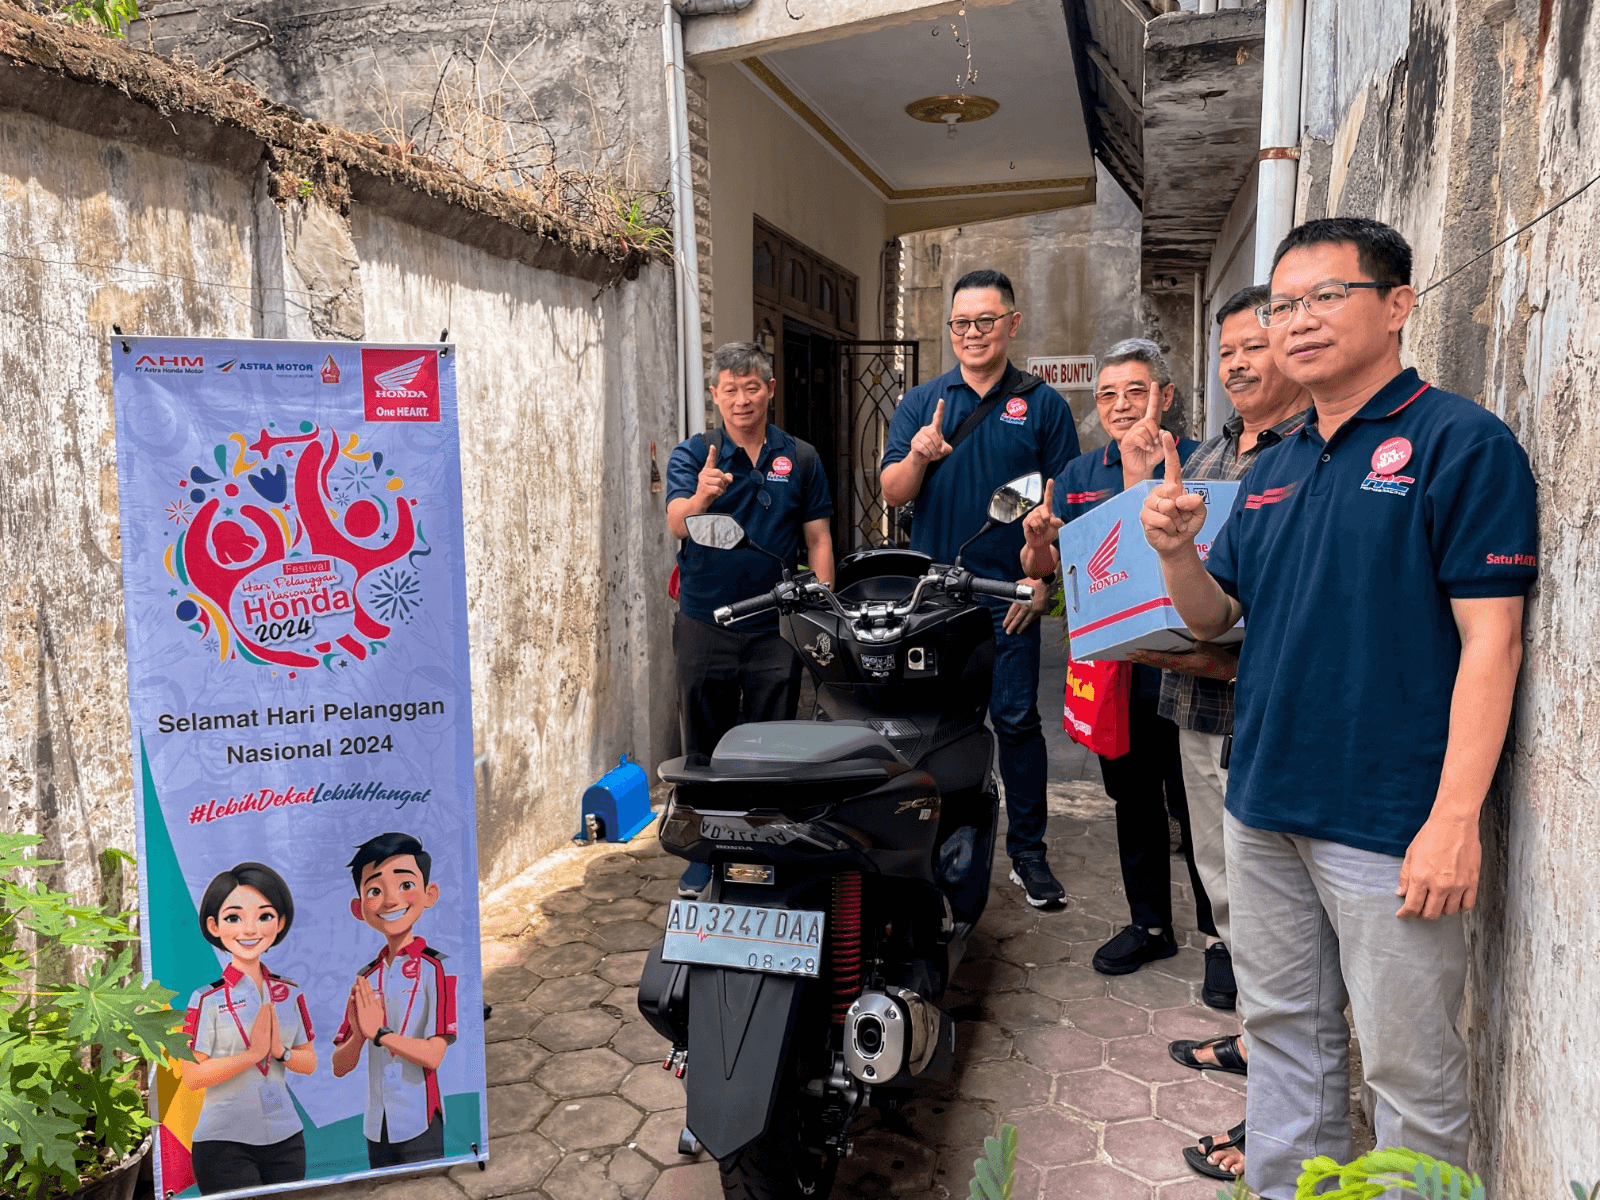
[947, 313, 1013, 336]
[1256, 281, 1392, 327]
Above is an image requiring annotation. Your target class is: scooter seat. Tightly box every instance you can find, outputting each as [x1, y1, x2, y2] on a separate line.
[712, 721, 905, 768]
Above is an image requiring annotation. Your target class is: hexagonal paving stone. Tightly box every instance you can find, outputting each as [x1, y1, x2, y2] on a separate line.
[1150, 1004, 1239, 1045]
[584, 873, 644, 901]
[488, 1080, 558, 1137]
[449, 1132, 561, 1199]
[612, 1019, 673, 1064]
[540, 890, 592, 916]
[1039, 1161, 1151, 1200]
[1055, 1066, 1154, 1121]
[1010, 1106, 1097, 1168]
[486, 1037, 552, 1085]
[543, 1150, 624, 1200]
[1037, 909, 1115, 945]
[1029, 962, 1107, 1002]
[835, 1128, 937, 1195]
[599, 950, 649, 986]
[591, 852, 639, 874]
[533, 1008, 623, 1053]
[1157, 1175, 1236, 1199]
[534, 1047, 633, 1098]
[484, 1000, 543, 1043]
[952, 956, 1028, 993]
[1012, 1024, 1103, 1073]
[593, 920, 665, 954]
[994, 932, 1073, 967]
[608, 1146, 661, 1200]
[907, 1096, 996, 1149]
[1109, 970, 1198, 1011]
[1150, 945, 1208, 981]
[589, 897, 655, 924]
[634, 1107, 702, 1166]
[607, 985, 641, 1013]
[539, 1095, 647, 1151]
[483, 965, 540, 1006]
[1063, 996, 1150, 1040]
[638, 877, 684, 904]
[523, 941, 605, 979]
[978, 902, 1042, 939]
[644, 1161, 721, 1200]
[983, 990, 1063, 1030]
[532, 915, 595, 946]
[530, 973, 613, 1013]
[1102, 1118, 1196, 1184]
[1153, 1077, 1245, 1138]
[1106, 1034, 1205, 1085]
[957, 1059, 1050, 1111]
[954, 1019, 1012, 1063]
[620, 1062, 688, 1111]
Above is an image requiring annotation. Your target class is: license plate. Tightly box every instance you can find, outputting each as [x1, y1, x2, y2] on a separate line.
[662, 900, 826, 977]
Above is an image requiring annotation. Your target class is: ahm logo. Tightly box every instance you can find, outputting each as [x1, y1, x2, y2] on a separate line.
[1086, 520, 1130, 594]
[373, 356, 429, 396]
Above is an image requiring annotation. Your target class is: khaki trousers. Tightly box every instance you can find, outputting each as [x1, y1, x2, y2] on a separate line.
[1178, 729, 1231, 943]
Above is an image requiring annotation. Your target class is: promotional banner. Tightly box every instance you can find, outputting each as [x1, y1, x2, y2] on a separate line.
[112, 337, 487, 1199]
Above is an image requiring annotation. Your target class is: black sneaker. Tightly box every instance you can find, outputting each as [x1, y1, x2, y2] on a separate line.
[1008, 859, 1065, 908]
[1092, 924, 1179, 975]
[1201, 942, 1237, 1010]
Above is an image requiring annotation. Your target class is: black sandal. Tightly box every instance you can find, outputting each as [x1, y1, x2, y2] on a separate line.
[1182, 1123, 1246, 1181]
[1167, 1032, 1248, 1076]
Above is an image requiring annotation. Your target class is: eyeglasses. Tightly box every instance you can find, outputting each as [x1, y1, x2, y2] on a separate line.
[1256, 281, 1392, 327]
[947, 313, 1013, 336]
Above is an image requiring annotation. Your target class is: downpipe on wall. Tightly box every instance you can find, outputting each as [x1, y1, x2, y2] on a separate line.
[1254, 0, 1305, 282]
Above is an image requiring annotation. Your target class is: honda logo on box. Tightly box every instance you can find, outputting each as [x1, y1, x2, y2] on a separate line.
[1085, 520, 1130, 594]
[361, 349, 440, 422]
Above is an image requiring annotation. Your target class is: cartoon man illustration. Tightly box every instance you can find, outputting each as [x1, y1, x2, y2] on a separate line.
[331, 832, 458, 1168]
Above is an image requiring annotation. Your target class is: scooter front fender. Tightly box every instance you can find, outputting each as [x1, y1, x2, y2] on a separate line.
[685, 965, 805, 1161]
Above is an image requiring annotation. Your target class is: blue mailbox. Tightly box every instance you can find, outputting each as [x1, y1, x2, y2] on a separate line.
[576, 754, 656, 843]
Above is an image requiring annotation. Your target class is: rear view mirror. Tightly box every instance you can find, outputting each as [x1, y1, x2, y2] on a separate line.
[684, 513, 748, 550]
[987, 473, 1043, 525]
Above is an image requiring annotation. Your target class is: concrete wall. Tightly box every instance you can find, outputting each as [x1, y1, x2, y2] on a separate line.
[1294, 0, 1600, 1191]
[702, 61, 887, 354]
[0, 67, 678, 900]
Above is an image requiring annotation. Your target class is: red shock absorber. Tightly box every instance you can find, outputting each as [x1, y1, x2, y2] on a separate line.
[829, 872, 864, 1025]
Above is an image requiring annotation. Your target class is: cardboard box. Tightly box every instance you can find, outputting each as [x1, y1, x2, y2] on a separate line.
[1057, 479, 1244, 661]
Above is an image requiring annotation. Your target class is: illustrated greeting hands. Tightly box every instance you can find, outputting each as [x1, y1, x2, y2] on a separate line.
[1118, 383, 1167, 482]
[249, 1001, 275, 1063]
[1139, 433, 1208, 555]
[695, 443, 734, 504]
[910, 398, 953, 464]
[351, 978, 385, 1042]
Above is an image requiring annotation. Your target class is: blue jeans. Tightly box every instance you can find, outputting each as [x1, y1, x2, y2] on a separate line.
[976, 597, 1049, 861]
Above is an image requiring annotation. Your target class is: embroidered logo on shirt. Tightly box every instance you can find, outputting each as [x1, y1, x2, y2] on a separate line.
[1000, 397, 1029, 425]
[401, 958, 420, 979]
[1360, 471, 1416, 496]
[269, 981, 291, 1002]
[1245, 483, 1299, 509]
[1086, 520, 1130, 594]
[1371, 437, 1413, 475]
[767, 455, 793, 482]
[1486, 553, 1537, 566]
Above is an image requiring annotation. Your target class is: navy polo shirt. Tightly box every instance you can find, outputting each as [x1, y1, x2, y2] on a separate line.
[882, 363, 1080, 582]
[1055, 436, 1198, 698]
[668, 424, 832, 632]
[1206, 368, 1538, 856]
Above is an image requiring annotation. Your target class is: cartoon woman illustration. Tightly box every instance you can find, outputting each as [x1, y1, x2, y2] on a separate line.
[181, 862, 317, 1194]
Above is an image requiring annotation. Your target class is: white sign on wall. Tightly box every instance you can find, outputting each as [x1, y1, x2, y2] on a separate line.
[1026, 356, 1097, 390]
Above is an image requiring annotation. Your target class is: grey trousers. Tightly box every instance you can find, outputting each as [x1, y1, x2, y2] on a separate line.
[1225, 813, 1469, 1199]
[1178, 729, 1231, 944]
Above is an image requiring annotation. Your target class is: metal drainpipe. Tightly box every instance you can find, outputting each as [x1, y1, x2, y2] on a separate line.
[1254, 0, 1306, 283]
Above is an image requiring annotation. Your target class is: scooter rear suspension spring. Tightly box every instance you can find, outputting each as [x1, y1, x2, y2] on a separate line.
[829, 872, 863, 1024]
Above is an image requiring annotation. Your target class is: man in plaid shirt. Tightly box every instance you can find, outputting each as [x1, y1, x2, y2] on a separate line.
[1129, 285, 1309, 1180]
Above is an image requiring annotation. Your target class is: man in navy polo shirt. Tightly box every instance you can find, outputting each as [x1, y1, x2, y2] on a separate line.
[667, 342, 834, 895]
[1140, 218, 1536, 1197]
[881, 268, 1080, 907]
[1019, 339, 1217, 975]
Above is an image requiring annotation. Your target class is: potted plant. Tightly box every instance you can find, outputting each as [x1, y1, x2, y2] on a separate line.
[0, 832, 191, 1199]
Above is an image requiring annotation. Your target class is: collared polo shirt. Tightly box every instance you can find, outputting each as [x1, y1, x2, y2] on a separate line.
[1054, 435, 1199, 699]
[334, 936, 458, 1144]
[668, 424, 832, 633]
[1157, 407, 1311, 735]
[882, 363, 1080, 583]
[1205, 368, 1538, 856]
[184, 963, 313, 1146]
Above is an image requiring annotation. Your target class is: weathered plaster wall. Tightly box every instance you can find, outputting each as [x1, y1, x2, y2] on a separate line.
[0, 85, 678, 900]
[1297, 0, 1600, 1190]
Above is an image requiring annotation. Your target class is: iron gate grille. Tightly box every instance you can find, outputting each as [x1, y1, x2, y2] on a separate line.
[838, 340, 918, 551]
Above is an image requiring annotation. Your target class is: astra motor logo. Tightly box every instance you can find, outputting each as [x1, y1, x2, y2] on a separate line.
[363, 349, 441, 422]
[214, 358, 317, 377]
[1086, 520, 1130, 594]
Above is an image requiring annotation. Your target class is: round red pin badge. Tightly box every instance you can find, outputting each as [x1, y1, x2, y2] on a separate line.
[1371, 437, 1413, 476]
[770, 455, 793, 476]
[1005, 397, 1029, 418]
[270, 981, 291, 1002]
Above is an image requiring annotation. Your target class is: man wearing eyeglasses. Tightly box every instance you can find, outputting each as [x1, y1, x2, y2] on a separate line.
[667, 342, 836, 897]
[1139, 218, 1537, 1197]
[880, 269, 1080, 908]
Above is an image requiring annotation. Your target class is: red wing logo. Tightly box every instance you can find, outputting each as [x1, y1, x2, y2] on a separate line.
[269, 982, 291, 1002]
[362, 348, 440, 422]
[1085, 520, 1130, 594]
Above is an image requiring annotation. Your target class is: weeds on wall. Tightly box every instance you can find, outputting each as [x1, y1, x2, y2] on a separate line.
[21, 0, 138, 38]
[360, 20, 672, 257]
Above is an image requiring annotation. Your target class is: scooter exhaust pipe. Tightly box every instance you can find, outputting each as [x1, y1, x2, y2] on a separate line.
[843, 988, 940, 1083]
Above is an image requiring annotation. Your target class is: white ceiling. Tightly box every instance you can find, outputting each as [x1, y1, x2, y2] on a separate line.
[756, 0, 1095, 196]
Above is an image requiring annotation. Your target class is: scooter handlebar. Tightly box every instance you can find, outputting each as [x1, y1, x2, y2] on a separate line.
[713, 592, 779, 626]
[965, 577, 1034, 604]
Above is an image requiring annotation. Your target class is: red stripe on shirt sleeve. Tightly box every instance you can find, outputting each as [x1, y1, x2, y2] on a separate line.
[182, 1006, 200, 1049]
[440, 971, 458, 1039]
[297, 993, 315, 1041]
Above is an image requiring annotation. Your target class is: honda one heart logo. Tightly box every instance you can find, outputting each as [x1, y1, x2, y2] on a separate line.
[1371, 437, 1413, 476]
[1086, 520, 1130, 594]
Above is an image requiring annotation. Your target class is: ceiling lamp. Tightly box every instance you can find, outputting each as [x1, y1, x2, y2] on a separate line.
[906, 94, 999, 139]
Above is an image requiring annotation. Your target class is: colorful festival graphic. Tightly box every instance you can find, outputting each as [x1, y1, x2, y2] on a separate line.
[113, 338, 487, 1200]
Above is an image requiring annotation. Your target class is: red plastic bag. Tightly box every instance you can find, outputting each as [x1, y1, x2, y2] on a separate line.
[1063, 658, 1132, 759]
[668, 564, 680, 601]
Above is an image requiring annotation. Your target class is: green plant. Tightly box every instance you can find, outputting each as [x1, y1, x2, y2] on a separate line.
[50, 0, 140, 38]
[0, 833, 190, 1199]
[1218, 1153, 1599, 1200]
[967, 1123, 1016, 1200]
[1572, 1183, 1600, 1200]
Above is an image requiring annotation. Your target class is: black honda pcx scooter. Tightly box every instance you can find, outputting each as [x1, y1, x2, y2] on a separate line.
[638, 472, 1043, 1200]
